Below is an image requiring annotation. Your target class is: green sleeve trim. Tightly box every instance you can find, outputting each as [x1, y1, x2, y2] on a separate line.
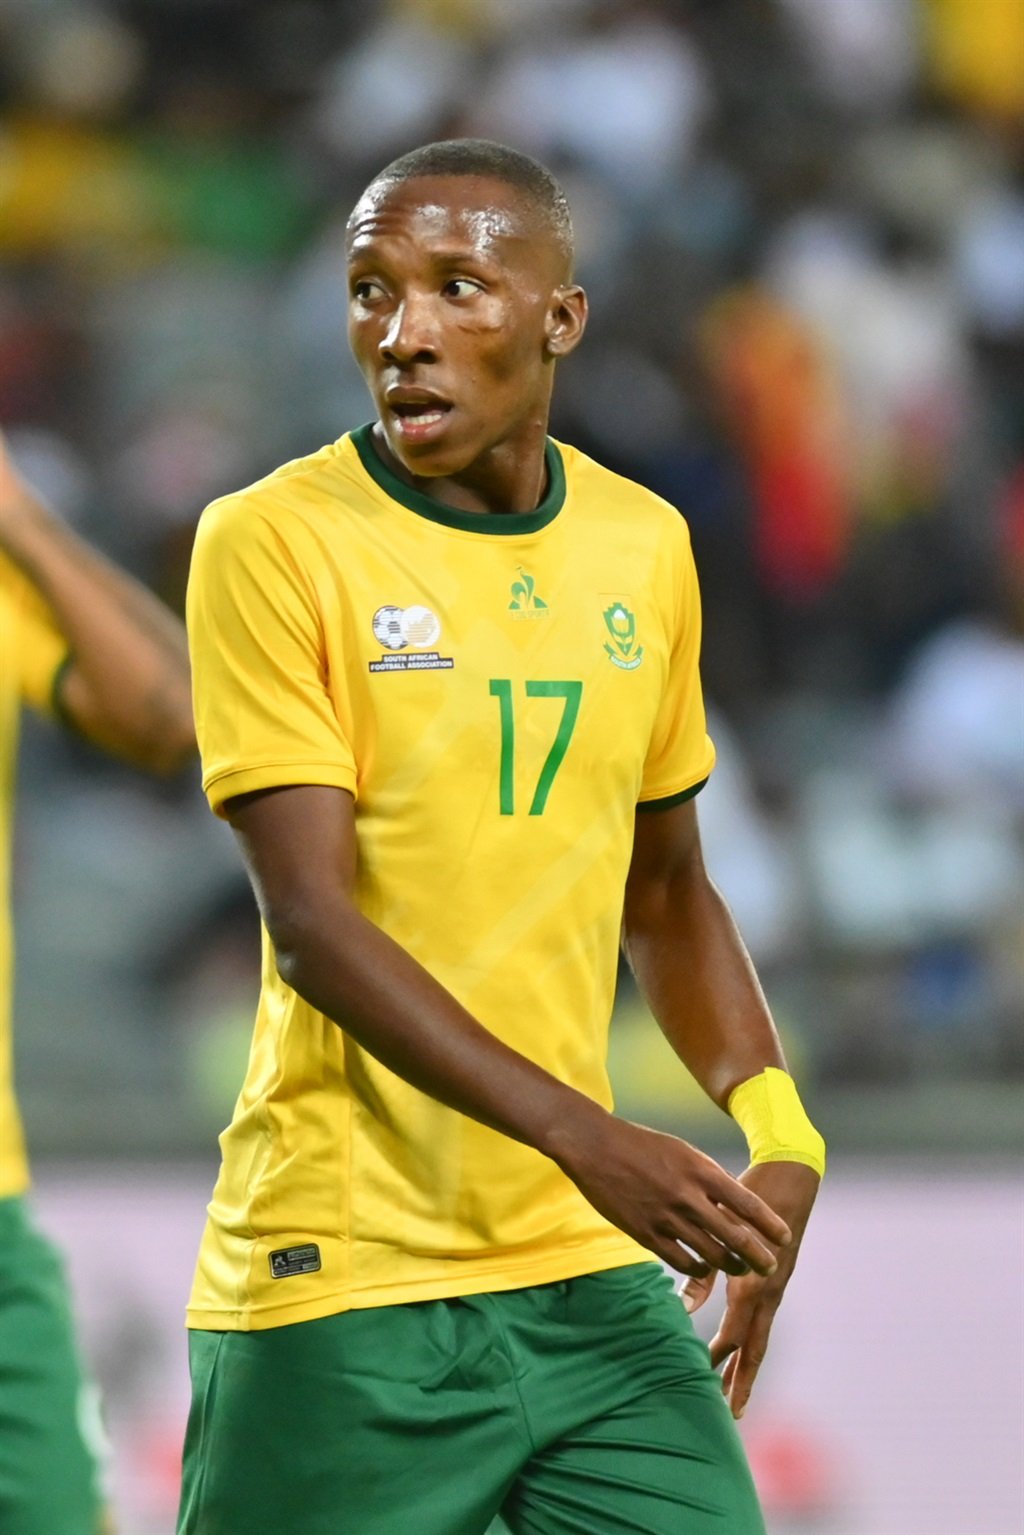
[636, 777, 709, 813]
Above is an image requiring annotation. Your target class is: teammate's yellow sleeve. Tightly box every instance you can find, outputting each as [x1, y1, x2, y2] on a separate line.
[187, 497, 357, 817]
[637, 516, 715, 804]
[2, 553, 68, 715]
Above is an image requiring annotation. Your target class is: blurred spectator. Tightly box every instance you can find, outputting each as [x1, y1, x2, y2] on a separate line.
[699, 283, 852, 599]
[921, 0, 1024, 122]
[954, 185, 1024, 342]
[882, 475, 1024, 811]
[763, 208, 971, 525]
[780, 0, 920, 111]
[476, 2, 712, 201]
[312, 4, 481, 166]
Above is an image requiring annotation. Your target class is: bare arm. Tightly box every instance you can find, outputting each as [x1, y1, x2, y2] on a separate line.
[0, 433, 195, 774]
[623, 797, 788, 1102]
[622, 796, 820, 1416]
[227, 782, 792, 1280]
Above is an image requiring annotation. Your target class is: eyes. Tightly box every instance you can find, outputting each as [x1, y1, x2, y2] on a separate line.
[351, 279, 386, 302]
[442, 278, 481, 299]
[350, 277, 484, 303]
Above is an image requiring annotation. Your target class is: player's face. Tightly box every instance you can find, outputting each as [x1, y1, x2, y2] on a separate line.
[346, 175, 585, 483]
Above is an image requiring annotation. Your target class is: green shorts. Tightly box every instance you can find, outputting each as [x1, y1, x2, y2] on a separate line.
[178, 1262, 764, 1535]
[0, 1196, 106, 1535]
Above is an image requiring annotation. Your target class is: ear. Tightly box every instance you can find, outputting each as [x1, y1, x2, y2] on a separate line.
[544, 285, 588, 359]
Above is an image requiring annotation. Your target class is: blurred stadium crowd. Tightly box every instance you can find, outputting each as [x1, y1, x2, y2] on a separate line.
[2, 0, 1022, 1158]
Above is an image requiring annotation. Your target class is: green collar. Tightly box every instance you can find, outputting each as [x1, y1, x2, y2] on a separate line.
[350, 422, 566, 536]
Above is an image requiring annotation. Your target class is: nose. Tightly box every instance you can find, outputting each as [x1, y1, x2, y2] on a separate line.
[379, 296, 438, 366]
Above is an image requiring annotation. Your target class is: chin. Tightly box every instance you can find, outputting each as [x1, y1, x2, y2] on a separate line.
[383, 424, 477, 482]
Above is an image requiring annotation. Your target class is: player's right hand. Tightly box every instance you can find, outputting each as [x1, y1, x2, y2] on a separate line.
[548, 1109, 791, 1277]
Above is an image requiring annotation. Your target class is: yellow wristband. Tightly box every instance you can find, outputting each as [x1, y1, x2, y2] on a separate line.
[728, 1067, 826, 1178]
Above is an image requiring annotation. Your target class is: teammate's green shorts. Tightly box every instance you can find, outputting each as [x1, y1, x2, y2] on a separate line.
[178, 1261, 764, 1535]
[0, 1196, 106, 1535]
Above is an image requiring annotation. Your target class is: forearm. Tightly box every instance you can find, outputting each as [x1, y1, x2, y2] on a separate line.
[1, 472, 194, 770]
[622, 865, 786, 1109]
[274, 895, 606, 1157]
[224, 782, 793, 1276]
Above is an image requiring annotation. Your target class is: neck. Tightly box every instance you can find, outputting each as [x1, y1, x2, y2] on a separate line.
[370, 418, 551, 516]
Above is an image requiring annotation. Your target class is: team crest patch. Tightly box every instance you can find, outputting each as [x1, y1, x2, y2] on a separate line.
[369, 604, 455, 672]
[269, 1243, 322, 1278]
[602, 601, 644, 670]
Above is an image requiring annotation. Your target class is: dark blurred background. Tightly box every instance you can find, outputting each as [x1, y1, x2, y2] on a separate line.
[2, 1, 1021, 1531]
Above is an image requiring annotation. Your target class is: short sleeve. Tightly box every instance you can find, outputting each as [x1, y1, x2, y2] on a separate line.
[2, 554, 69, 716]
[638, 517, 716, 808]
[186, 498, 357, 818]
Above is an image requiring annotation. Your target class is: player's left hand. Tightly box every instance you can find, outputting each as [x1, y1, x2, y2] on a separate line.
[679, 1160, 820, 1419]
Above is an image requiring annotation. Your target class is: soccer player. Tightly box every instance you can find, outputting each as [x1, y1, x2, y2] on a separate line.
[179, 140, 825, 1535]
[0, 431, 195, 1534]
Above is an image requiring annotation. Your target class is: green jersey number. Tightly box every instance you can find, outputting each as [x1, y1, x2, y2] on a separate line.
[488, 679, 583, 816]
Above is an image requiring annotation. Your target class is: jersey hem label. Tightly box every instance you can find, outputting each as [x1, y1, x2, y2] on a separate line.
[269, 1243, 322, 1278]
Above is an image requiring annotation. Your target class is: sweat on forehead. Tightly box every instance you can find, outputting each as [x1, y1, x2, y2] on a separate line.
[348, 138, 575, 273]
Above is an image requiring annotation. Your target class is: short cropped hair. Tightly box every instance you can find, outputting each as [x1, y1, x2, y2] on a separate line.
[357, 138, 574, 272]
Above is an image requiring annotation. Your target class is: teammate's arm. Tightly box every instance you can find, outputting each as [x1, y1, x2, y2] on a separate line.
[622, 795, 821, 1417]
[225, 780, 792, 1283]
[0, 432, 194, 773]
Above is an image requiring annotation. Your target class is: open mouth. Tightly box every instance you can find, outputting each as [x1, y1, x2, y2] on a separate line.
[391, 401, 450, 424]
[388, 399, 453, 439]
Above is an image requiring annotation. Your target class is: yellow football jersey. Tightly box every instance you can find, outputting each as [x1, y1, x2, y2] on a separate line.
[186, 427, 716, 1329]
[0, 554, 68, 1197]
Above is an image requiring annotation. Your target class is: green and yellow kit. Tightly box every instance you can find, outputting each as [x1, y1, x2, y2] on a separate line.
[0, 555, 66, 1199]
[0, 557, 105, 1534]
[186, 425, 716, 1330]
